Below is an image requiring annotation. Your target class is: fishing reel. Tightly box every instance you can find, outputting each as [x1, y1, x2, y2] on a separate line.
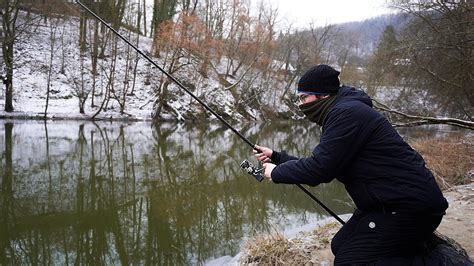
[240, 159, 265, 182]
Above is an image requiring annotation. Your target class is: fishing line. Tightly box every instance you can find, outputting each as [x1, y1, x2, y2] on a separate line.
[76, 1, 345, 225]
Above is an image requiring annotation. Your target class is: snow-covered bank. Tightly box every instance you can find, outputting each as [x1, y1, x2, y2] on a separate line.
[0, 12, 299, 122]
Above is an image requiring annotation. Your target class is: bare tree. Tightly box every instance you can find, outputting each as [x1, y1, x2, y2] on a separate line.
[92, 34, 119, 118]
[82, 0, 127, 107]
[308, 23, 339, 65]
[332, 29, 362, 86]
[1, 0, 44, 112]
[69, 53, 91, 114]
[90, 18, 99, 107]
[1, 0, 21, 112]
[111, 29, 140, 114]
[222, 0, 249, 77]
[390, 0, 473, 119]
[44, 17, 62, 118]
[280, 23, 340, 76]
[151, 17, 193, 118]
[141, 0, 147, 36]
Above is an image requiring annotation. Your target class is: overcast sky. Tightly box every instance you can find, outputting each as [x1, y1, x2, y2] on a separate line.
[263, 0, 394, 28]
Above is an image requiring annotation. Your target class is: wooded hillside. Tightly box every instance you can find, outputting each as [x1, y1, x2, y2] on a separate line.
[1, 0, 472, 124]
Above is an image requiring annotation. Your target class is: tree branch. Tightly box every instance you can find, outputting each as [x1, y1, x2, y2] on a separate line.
[224, 52, 263, 91]
[372, 99, 474, 129]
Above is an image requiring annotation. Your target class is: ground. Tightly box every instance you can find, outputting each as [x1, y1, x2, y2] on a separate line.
[437, 183, 473, 256]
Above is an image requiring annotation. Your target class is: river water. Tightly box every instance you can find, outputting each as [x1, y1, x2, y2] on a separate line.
[0, 120, 459, 264]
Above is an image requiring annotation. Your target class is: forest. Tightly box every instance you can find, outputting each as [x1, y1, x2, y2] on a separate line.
[0, 0, 472, 127]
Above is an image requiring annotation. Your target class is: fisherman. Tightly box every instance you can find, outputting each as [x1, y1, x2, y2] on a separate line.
[253, 64, 448, 264]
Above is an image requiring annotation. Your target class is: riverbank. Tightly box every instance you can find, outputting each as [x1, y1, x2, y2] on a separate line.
[0, 110, 153, 122]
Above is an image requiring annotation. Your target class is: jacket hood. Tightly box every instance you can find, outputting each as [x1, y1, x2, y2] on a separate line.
[338, 86, 373, 108]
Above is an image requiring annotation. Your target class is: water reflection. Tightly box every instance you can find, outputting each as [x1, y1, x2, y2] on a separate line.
[0, 120, 353, 264]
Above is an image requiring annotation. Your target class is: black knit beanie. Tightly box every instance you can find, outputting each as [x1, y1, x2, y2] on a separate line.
[297, 64, 340, 94]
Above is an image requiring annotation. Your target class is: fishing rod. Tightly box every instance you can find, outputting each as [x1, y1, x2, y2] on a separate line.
[76, 1, 345, 226]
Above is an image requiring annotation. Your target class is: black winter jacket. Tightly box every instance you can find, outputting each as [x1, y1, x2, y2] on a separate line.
[271, 86, 448, 215]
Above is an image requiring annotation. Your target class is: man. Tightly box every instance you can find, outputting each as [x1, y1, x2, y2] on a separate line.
[254, 64, 448, 264]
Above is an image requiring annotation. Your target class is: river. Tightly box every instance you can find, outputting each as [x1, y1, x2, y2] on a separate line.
[0, 119, 459, 265]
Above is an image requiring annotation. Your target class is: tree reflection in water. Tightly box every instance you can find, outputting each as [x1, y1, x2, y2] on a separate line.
[0, 120, 353, 264]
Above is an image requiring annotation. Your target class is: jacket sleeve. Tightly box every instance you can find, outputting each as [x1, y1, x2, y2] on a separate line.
[271, 105, 373, 186]
[270, 150, 299, 164]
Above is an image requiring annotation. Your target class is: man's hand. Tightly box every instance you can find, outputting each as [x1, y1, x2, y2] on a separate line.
[263, 163, 276, 181]
[253, 145, 273, 163]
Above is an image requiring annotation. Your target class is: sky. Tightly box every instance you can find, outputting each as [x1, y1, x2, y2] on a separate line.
[264, 0, 394, 28]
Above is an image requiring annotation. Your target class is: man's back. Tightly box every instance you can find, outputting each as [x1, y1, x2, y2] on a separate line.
[328, 86, 448, 214]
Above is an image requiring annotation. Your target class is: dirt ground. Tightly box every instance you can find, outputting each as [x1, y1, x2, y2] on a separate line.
[436, 183, 473, 257]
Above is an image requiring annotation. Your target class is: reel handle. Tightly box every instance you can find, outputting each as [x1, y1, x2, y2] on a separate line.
[240, 159, 264, 182]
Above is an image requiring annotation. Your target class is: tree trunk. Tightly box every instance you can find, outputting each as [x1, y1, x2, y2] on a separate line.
[153, 80, 170, 118]
[1, 0, 18, 112]
[79, 14, 87, 52]
[142, 0, 147, 36]
[78, 58, 85, 114]
[91, 19, 99, 107]
[4, 72, 13, 112]
[45, 20, 58, 118]
[60, 26, 66, 74]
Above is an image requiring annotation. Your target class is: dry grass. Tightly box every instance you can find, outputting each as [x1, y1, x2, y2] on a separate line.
[410, 133, 473, 190]
[241, 228, 290, 265]
[241, 223, 340, 265]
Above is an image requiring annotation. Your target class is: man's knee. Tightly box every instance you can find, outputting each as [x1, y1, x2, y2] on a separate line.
[331, 228, 344, 256]
[331, 211, 364, 256]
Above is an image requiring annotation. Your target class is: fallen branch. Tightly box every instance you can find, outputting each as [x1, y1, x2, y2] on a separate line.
[372, 99, 474, 130]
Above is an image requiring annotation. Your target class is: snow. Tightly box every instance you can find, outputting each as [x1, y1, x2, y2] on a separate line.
[0, 12, 297, 122]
